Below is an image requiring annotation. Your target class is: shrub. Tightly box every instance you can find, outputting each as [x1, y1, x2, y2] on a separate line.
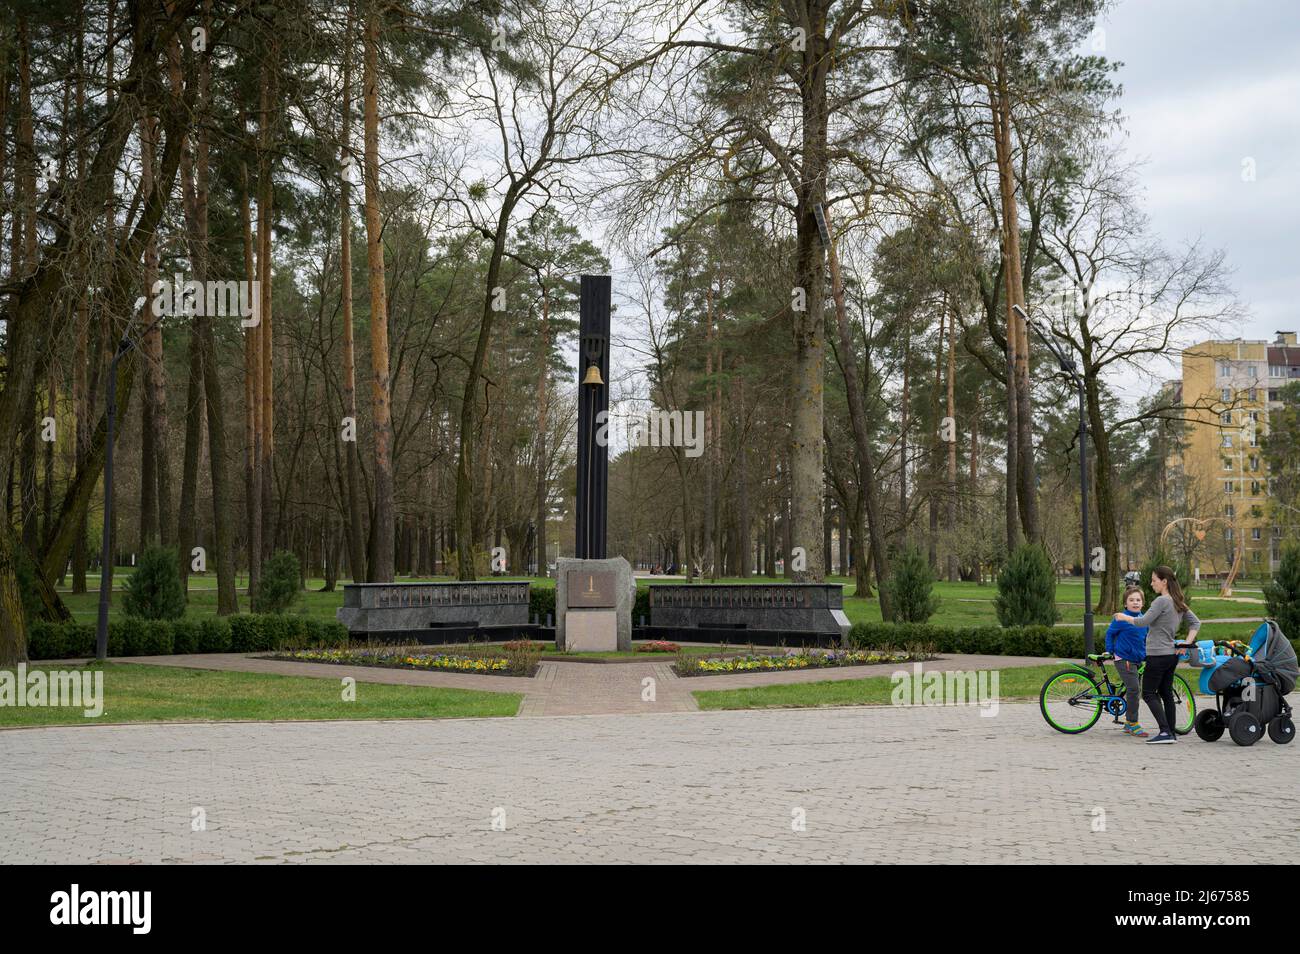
[995, 544, 1059, 627]
[252, 550, 301, 614]
[634, 586, 650, 624]
[171, 619, 201, 654]
[673, 651, 701, 676]
[636, 640, 680, 653]
[883, 546, 939, 623]
[1264, 545, 1300, 641]
[112, 616, 146, 655]
[142, 619, 175, 655]
[503, 640, 541, 675]
[122, 547, 186, 620]
[850, 621, 1076, 658]
[529, 585, 556, 624]
[198, 618, 232, 653]
[21, 614, 347, 660]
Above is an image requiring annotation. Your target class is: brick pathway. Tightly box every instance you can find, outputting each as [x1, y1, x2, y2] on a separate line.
[3, 704, 1295, 864]
[114, 652, 1056, 718]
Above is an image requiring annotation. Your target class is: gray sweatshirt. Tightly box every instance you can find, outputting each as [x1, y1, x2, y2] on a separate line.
[1125, 593, 1201, 656]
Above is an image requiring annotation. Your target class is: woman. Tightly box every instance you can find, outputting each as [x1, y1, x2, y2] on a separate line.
[1113, 566, 1200, 744]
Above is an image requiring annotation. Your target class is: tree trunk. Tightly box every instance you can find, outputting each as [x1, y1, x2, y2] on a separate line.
[241, 156, 261, 601]
[991, 67, 1039, 544]
[258, 50, 277, 563]
[338, 0, 367, 582]
[946, 307, 959, 583]
[534, 287, 551, 577]
[363, 7, 395, 582]
[825, 211, 893, 619]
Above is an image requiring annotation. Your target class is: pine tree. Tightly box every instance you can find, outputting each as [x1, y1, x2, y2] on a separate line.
[885, 546, 940, 623]
[123, 549, 187, 621]
[995, 544, 1059, 627]
[1264, 546, 1300, 640]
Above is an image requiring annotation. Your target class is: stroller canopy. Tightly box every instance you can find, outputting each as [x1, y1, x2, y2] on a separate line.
[1255, 620, 1298, 695]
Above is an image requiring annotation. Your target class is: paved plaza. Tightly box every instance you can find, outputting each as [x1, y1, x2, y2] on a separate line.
[3, 699, 1296, 864]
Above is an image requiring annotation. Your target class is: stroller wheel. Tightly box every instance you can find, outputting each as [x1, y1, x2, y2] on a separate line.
[1194, 710, 1224, 742]
[1268, 717, 1295, 745]
[1228, 711, 1262, 747]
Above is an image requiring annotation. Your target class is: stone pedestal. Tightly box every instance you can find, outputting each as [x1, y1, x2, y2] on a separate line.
[556, 556, 634, 652]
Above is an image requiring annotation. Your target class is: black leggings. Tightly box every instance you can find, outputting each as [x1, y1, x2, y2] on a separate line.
[1142, 654, 1179, 735]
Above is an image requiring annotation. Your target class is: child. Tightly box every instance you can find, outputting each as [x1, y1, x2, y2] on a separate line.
[1105, 586, 1149, 737]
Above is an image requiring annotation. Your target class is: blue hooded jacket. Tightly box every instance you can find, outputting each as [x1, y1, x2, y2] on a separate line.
[1105, 614, 1148, 662]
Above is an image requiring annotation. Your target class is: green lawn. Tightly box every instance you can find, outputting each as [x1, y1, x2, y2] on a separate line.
[691, 661, 1206, 711]
[57, 572, 1266, 630]
[0, 663, 522, 727]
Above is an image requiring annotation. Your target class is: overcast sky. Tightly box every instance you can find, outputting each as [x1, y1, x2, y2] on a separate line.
[1101, 0, 1300, 345]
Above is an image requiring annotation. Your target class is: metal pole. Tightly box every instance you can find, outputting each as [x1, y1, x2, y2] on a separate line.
[1077, 379, 1094, 658]
[95, 348, 122, 661]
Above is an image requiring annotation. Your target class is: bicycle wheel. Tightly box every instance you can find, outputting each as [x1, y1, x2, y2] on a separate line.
[1171, 672, 1197, 736]
[1040, 668, 1103, 734]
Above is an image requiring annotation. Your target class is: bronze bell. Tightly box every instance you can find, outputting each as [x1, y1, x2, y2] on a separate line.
[582, 363, 604, 386]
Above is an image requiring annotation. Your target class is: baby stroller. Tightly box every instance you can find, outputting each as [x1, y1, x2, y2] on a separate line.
[1190, 620, 1297, 746]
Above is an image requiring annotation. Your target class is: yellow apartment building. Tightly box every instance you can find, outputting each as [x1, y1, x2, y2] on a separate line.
[1173, 332, 1299, 578]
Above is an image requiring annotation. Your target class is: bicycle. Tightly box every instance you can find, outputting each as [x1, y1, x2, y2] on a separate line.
[1039, 651, 1197, 735]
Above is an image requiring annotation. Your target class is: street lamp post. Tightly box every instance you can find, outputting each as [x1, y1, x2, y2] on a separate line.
[95, 312, 158, 661]
[1013, 304, 1095, 658]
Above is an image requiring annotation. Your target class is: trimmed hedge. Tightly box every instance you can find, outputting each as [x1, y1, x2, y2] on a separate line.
[849, 620, 1300, 660]
[26, 614, 349, 661]
[529, 585, 556, 624]
[850, 621, 1088, 658]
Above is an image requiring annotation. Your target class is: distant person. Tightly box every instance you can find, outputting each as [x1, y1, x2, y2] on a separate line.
[1112, 566, 1201, 745]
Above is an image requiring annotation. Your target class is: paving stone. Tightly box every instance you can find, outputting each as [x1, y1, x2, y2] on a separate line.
[2, 704, 1295, 863]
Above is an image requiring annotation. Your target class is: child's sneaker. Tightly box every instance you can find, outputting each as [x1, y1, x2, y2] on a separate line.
[1123, 722, 1149, 738]
[1145, 731, 1176, 744]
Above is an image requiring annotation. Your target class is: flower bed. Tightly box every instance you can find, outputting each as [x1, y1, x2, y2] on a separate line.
[674, 646, 932, 677]
[270, 646, 537, 677]
[635, 640, 680, 653]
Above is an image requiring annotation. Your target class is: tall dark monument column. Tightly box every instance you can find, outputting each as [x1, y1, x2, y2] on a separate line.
[576, 274, 610, 559]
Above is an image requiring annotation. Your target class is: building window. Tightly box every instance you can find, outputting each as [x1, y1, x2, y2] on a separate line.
[1225, 504, 1235, 518]
[1251, 481, 1262, 496]
[1270, 389, 1280, 401]
[1218, 361, 1230, 377]
[1248, 388, 1258, 401]
[1271, 365, 1286, 378]
[1252, 549, 1262, 563]
[1249, 456, 1259, 471]
[1222, 433, 1233, 447]
[1226, 527, 1234, 540]
[1222, 387, 1232, 402]
[1252, 527, 1262, 540]
[1225, 481, 1235, 494]
[1220, 411, 1233, 425]
[1223, 458, 1233, 470]
[1248, 365, 1258, 379]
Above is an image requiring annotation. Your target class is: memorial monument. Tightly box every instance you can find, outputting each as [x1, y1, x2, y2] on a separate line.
[556, 275, 634, 651]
